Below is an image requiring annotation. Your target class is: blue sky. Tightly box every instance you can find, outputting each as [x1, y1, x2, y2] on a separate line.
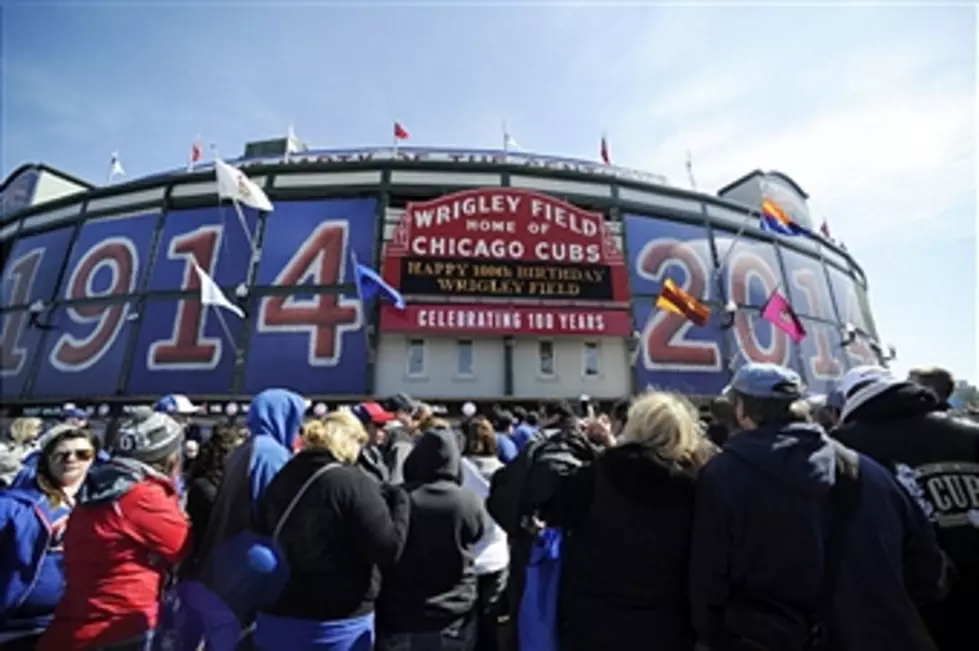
[3, 2, 976, 382]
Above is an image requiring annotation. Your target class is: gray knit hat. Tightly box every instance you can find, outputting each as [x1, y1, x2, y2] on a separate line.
[113, 407, 184, 463]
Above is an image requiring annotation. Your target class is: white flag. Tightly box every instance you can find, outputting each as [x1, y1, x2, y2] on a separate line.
[194, 262, 245, 319]
[286, 123, 300, 155]
[502, 122, 520, 151]
[214, 158, 274, 212]
[108, 151, 125, 182]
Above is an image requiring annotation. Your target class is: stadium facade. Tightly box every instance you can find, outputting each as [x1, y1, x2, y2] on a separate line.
[0, 139, 883, 416]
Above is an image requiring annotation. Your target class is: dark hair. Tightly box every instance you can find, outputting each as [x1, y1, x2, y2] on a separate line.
[512, 406, 529, 423]
[491, 410, 515, 431]
[525, 412, 539, 427]
[38, 426, 100, 505]
[731, 391, 808, 428]
[542, 401, 575, 423]
[709, 396, 738, 428]
[910, 367, 955, 402]
[610, 397, 632, 425]
[464, 417, 498, 457]
[190, 424, 246, 484]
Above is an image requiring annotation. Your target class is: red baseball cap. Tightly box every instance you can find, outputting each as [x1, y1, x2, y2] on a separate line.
[353, 402, 395, 426]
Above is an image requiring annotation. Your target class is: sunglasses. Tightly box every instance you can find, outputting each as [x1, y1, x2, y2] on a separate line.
[54, 449, 95, 463]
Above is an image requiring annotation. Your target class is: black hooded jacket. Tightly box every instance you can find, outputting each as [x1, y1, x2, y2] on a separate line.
[376, 428, 486, 633]
[691, 422, 948, 651]
[547, 443, 699, 651]
[834, 382, 979, 651]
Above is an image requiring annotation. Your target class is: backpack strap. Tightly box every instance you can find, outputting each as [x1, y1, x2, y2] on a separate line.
[272, 462, 341, 541]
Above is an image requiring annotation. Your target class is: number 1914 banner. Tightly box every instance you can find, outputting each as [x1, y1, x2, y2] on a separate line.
[0, 198, 379, 400]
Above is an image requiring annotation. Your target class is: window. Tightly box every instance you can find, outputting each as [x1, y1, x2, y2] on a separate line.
[406, 339, 426, 377]
[456, 340, 474, 377]
[538, 341, 555, 377]
[583, 342, 600, 377]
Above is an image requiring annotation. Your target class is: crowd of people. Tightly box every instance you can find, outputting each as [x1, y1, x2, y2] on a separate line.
[0, 363, 976, 651]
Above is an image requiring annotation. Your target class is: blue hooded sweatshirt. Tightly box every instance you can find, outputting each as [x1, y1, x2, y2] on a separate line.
[191, 389, 307, 627]
[0, 485, 72, 634]
[690, 423, 948, 651]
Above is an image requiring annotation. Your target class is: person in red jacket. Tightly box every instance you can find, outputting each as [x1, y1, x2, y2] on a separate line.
[39, 407, 192, 651]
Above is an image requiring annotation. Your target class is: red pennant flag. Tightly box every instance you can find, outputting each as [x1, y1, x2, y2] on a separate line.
[394, 122, 410, 141]
[600, 135, 611, 165]
[820, 219, 831, 238]
[760, 290, 807, 343]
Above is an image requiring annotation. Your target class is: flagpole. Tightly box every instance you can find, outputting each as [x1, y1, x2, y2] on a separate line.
[211, 305, 238, 352]
[713, 209, 756, 278]
[685, 150, 698, 191]
[502, 120, 508, 154]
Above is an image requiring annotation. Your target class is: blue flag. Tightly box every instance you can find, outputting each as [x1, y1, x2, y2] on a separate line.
[354, 260, 406, 310]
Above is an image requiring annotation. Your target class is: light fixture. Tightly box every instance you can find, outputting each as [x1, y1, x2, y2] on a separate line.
[840, 323, 857, 347]
[313, 402, 328, 417]
[28, 300, 55, 331]
[225, 402, 239, 417]
[235, 283, 249, 299]
[721, 300, 737, 330]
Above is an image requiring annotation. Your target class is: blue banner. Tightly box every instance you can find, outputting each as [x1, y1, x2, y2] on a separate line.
[126, 207, 254, 396]
[825, 263, 878, 367]
[28, 213, 157, 399]
[797, 318, 847, 394]
[244, 199, 378, 395]
[625, 214, 727, 394]
[31, 300, 139, 398]
[1, 227, 75, 308]
[0, 310, 45, 400]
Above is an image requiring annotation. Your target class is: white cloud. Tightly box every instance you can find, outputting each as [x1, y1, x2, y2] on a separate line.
[618, 40, 974, 245]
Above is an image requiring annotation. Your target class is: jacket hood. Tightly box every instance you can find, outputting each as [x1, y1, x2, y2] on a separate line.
[246, 388, 307, 451]
[843, 382, 941, 424]
[403, 427, 461, 485]
[79, 457, 173, 505]
[724, 422, 837, 496]
[602, 443, 698, 506]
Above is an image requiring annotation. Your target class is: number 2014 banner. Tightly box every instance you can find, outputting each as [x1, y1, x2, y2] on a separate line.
[0, 199, 378, 399]
[623, 215, 878, 395]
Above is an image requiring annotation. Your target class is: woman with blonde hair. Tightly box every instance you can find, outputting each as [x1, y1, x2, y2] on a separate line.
[253, 410, 410, 651]
[545, 391, 718, 651]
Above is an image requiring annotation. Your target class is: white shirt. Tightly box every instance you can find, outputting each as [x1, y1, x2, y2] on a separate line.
[460, 457, 510, 575]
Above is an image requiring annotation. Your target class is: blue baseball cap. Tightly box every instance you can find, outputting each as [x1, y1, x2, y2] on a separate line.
[724, 363, 805, 399]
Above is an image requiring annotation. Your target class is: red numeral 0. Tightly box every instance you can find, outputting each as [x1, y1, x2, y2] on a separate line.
[148, 226, 224, 369]
[51, 237, 137, 372]
[257, 221, 361, 366]
[729, 251, 789, 365]
[0, 249, 44, 376]
[637, 239, 721, 371]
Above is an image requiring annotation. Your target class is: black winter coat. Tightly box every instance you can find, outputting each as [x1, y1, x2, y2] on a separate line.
[547, 443, 699, 651]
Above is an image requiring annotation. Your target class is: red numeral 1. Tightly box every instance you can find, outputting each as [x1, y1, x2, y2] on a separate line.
[791, 269, 842, 379]
[0, 249, 44, 376]
[258, 221, 361, 366]
[148, 226, 224, 369]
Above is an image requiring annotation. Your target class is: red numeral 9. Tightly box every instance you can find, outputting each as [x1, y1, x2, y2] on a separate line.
[0, 249, 43, 376]
[149, 226, 223, 369]
[637, 239, 721, 370]
[729, 251, 789, 365]
[257, 221, 361, 366]
[51, 238, 136, 372]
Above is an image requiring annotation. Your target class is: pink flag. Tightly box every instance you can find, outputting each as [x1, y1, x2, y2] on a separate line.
[761, 290, 807, 343]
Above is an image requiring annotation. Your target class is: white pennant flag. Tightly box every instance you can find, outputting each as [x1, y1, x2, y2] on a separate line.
[194, 262, 245, 319]
[214, 158, 274, 212]
[108, 151, 125, 183]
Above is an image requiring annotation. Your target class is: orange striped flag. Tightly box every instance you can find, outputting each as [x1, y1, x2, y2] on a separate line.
[656, 278, 711, 327]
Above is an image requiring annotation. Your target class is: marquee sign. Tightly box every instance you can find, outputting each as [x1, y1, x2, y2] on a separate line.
[380, 304, 633, 337]
[382, 188, 629, 306]
[398, 257, 615, 301]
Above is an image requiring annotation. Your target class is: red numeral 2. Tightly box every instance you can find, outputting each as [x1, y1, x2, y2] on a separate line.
[637, 240, 721, 371]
